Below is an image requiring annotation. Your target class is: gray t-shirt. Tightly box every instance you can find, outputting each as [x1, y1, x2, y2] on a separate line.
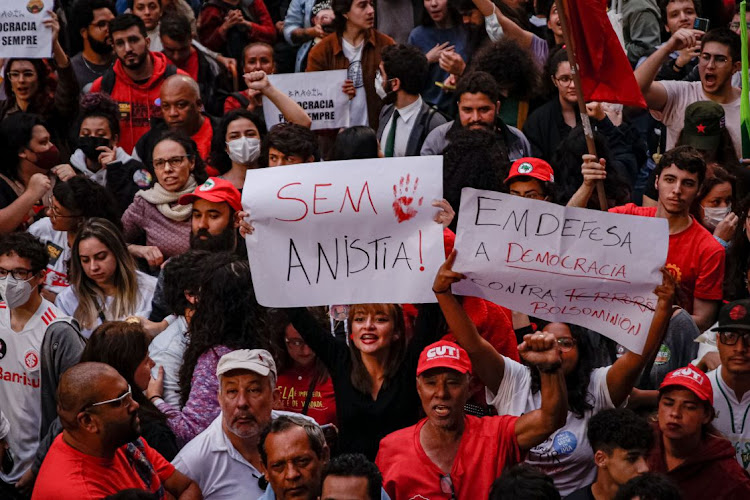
[70, 52, 113, 91]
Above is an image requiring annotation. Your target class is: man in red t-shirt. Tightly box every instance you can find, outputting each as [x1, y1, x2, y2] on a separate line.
[375, 338, 566, 500]
[31, 363, 201, 500]
[568, 146, 724, 332]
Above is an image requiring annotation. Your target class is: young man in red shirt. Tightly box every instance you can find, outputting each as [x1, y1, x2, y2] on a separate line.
[567, 146, 724, 332]
[375, 337, 566, 499]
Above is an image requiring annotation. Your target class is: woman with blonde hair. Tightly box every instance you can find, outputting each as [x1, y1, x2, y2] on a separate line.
[55, 218, 156, 337]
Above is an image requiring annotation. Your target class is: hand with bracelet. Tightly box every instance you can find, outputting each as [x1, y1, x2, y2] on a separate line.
[146, 365, 165, 402]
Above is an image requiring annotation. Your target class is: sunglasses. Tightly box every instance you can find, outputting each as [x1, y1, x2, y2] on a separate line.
[80, 384, 134, 413]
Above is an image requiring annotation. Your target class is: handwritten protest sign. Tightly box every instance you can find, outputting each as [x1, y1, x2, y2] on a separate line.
[243, 157, 445, 307]
[0, 0, 53, 59]
[452, 188, 668, 354]
[263, 70, 350, 130]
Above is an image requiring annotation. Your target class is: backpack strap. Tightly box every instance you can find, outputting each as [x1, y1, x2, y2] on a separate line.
[100, 68, 116, 95]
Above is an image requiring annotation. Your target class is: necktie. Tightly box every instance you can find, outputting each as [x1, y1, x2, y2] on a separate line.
[384, 109, 400, 157]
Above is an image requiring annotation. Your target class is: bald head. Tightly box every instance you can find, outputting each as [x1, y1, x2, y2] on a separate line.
[160, 74, 204, 134]
[57, 362, 122, 428]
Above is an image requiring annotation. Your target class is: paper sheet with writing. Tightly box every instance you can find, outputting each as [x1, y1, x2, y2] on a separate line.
[0, 1, 54, 58]
[243, 157, 444, 307]
[263, 70, 350, 130]
[452, 188, 668, 354]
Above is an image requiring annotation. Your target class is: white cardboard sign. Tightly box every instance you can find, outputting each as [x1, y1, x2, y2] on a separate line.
[0, 1, 53, 59]
[452, 188, 669, 354]
[263, 70, 350, 130]
[243, 156, 445, 307]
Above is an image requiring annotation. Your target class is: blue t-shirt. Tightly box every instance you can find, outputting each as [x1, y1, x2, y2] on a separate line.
[408, 24, 470, 115]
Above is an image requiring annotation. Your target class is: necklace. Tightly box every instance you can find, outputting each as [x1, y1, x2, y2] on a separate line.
[81, 54, 111, 75]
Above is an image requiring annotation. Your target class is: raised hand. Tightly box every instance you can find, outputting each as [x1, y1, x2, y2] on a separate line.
[433, 249, 466, 295]
[432, 198, 455, 228]
[518, 332, 562, 372]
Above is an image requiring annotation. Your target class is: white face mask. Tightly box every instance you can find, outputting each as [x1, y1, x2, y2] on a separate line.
[375, 70, 387, 100]
[0, 275, 34, 309]
[226, 137, 261, 165]
[703, 205, 731, 230]
[484, 13, 504, 42]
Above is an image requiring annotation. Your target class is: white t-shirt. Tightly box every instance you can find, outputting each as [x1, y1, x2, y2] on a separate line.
[55, 271, 157, 338]
[650, 80, 741, 158]
[149, 315, 188, 408]
[342, 38, 368, 127]
[0, 299, 61, 482]
[28, 218, 71, 297]
[487, 359, 618, 496]
[708, 367, 750, 471]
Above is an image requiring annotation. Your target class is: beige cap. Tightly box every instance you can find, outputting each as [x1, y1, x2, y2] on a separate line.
[216, 349, 277, 378]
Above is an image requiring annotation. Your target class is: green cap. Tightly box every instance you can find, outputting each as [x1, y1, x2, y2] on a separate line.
[681, 101, 725, 151]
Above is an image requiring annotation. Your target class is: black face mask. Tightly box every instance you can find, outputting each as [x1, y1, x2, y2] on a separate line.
[78, 136, 111, 161]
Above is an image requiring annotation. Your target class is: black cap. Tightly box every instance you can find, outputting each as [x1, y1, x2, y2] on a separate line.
[711, 299, 750, 332]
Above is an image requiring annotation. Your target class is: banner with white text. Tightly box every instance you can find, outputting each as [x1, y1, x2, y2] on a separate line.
[243, 157, 445, 306]
[0, 1, 53, 58]
[263, 70, 350, 130]
[452, 188, 668, 354]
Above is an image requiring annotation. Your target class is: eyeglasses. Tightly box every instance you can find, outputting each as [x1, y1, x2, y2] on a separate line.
[440, 474, 457, 500]
[718, 331, 750, 346]
[285, 338, 307, 348]
[0, 267, 36, 280]
[81, 384, 134, 412]
[7, 71, 36, 81]
[699, 53, 730, 66]
[730, 22, 750, 31]
[557, 338, 577, 352]
[90, 20, 110, 30]
[555, 75, 573, 85]
[46, 196, 81, 219]
[152, 155, 191, 170]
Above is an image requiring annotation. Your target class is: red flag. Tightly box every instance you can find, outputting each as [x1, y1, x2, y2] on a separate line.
[563, 0, 647, 108]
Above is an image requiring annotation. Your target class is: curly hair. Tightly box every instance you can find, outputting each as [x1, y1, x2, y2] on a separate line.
[0, 231, 48, 272]
[76, 92, 121, 140]
[530, 323, 595, 418]
[469, 39, 541, 101]
[3, 59, 54, 115]
[0, 112, 48, 181]
[267, 307, 331, 385]
[443, 128, 507, 231]
[178, 256, 271, 406]
[587, 408, 653, 453]
[551, 126, 632, 209]
[489, 464, 560, 500]
[381, 44, 429, 96]
[161, 250, 213, 316]
[261, 122, 320, 168]
[52, 176, 122, 229]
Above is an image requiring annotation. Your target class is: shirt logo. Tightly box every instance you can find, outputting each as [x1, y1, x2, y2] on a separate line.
[729, 305, 747, 321]
[672, 366, 704, 384]
[552, 430, 577, 455]
[0, 338, 6, 360]
[24, 349, 39, 370]
[133, 169, 153, 188]
[46, 241, 64, 265]
[426, 345, 460, 360]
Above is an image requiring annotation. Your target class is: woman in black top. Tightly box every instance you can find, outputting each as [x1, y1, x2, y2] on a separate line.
[288, 303, 442, 460]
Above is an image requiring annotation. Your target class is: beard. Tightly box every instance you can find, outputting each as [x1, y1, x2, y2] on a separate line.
[104, 412, 141, 449]
[89, 36, 113, 56]
[190, 224, 237, 252]
[121, 51, 148, 70]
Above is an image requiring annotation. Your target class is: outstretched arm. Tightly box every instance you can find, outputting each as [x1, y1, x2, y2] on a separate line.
[471, 0, 533, 48]
[606, 269, 676, 406]
[513, 332, 567, 452]
[433, 250, 507, 393]
[245, 71, 312, 128]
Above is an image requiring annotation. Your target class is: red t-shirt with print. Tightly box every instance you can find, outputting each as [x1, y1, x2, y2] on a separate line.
[32, 436, 175, 500]
[277, 366, 338, 426]
[376, 415, 521, 500]
[608, 204, 725, 312]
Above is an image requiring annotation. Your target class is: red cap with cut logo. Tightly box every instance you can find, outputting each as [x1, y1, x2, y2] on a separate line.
[659, 364, 713, 405]
[417, 340, 472, 376]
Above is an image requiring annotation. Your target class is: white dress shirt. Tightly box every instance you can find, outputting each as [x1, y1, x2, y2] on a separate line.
[381, 96, 423, 157]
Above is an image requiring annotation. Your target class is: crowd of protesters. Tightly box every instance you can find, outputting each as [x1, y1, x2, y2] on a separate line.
[0, 0, 749, 498]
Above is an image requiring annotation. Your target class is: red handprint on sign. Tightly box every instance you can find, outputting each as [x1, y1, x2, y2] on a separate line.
[392, 174, 423, 223]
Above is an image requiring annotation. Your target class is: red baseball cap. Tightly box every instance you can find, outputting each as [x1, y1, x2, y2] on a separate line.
[178, 177, 242, 212]
[417, 341, 472, 376]
[659, 364, 713, 405]
[505, 157, 555, 183]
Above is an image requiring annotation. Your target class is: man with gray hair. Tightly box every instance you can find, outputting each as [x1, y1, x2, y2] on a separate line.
[172, 349, 313, 500]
